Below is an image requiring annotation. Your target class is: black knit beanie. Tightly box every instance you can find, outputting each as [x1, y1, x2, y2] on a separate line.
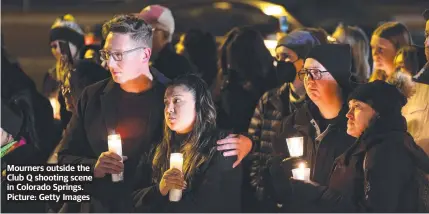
[49, 14, 85, 50]
[348, 80, 407, 117]
[306, 44, 353, 93]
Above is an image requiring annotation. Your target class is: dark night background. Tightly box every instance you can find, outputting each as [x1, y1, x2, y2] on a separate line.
[2, 0, 428, 91]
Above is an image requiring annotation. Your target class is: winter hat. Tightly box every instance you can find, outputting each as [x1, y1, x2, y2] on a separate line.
[49, 14, 85, 49]
[306, 44, 353, 93]
[138, 5, 175, 41]
[276, 30, 319, 59]
[348, 80, 407, 117]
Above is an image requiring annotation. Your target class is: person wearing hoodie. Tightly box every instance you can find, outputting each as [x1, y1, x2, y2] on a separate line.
[270, 80, 429, 212]
[268, 44, 357, 212]
[247, 30, 320, 211]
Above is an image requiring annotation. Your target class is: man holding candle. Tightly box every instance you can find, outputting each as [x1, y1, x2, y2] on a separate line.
[269, 44, 356, 212]
[58, 15, 252, 212]
[271, 80, 429, 212]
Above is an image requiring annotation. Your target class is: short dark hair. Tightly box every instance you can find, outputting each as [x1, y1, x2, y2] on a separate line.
[102, 14, 153, 48]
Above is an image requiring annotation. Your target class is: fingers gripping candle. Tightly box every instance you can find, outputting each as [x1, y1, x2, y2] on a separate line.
[108, 134, 123, 182]
[169, 153, 184, 202]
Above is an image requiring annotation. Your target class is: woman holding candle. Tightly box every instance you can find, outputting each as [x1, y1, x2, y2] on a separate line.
[271, 80, 429, 212]
[133, 74, 243, 212]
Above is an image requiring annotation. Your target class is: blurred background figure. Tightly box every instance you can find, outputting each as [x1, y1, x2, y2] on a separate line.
[217, 26, 276, 133]
[394, 45, 429, 157]
[43, 14, 85, 128]
[369, 22, 413, 82]
[138, 4, 194, 79]
[175, 28, 218, 88]
[2, 47, 60, 213]
[332, 23, 371, 83]
[300, 27, 330, 45]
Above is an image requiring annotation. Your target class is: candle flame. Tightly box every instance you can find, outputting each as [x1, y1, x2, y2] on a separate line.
[299, 162, 306, 169]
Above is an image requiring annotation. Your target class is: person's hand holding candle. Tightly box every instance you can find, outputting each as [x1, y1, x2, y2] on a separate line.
[93, 151, 127, 178]
[159, 168, 187, 196]
[291, 162, 311, 181]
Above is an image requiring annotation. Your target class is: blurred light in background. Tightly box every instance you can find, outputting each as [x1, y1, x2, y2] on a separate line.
[262, 5, 284, 16]
[213, 2, 232, 10]
[264, 39, 277, 56]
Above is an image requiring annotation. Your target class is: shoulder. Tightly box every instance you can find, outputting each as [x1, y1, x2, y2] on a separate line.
[260, 86, 280, 104]
[366, 132, 411, 166]
[83, 78, 111, 97]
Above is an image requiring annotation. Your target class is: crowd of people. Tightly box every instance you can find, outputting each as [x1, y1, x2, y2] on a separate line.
[1, 4, 429, 213]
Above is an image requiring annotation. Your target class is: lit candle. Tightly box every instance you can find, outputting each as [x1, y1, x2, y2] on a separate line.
[286, 136, 304, 157]
[169, 153, 184, 202]
[291, 162, 310, 181]
[107, 134, 123, 182]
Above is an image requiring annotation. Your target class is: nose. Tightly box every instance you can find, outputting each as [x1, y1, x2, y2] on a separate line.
[106, 56, 116, 69]
[166, 102, 174, 114]
[346, 108, 353, 120]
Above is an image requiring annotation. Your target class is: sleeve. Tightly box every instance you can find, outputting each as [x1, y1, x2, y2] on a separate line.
[248, 95, 265, 153]
[133, 152, 243, 212]
[362, 140, 411, 212]
[132, 184, 168, 212]
[57, 87, 97, 170]
[181, 153, 242, 212]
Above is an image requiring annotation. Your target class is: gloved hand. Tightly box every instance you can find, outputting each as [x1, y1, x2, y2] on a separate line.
[267, 155, 304, 203]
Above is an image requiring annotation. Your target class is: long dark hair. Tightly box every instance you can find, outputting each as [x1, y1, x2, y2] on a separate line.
[152, 74, 218, 183]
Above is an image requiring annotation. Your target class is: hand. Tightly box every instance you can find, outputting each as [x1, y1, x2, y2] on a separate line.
[93, 151, 127, 178]
[159, 168, 187, 196]
[217, 134, 253, 168]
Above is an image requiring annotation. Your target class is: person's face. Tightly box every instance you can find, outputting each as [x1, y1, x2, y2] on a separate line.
[164, 85, 196, 134]
[303, 58, 341, 103]
[371, 35, 397, 76]
[152, 27, 168, 55]
[103, 32, 150, 84]
[50, 40, 78, 61]
[275, 46, 303, 72]
[425, 20, 429, 61]
[346, 99, 376, 138]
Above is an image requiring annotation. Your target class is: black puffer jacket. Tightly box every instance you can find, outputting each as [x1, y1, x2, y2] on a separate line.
[286, 114, 429, 212]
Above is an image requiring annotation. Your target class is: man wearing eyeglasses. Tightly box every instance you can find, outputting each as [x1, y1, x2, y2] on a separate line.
[269, 44, 356, 212]
[137, 5, 194, 79]
[58, 14, 253, 212]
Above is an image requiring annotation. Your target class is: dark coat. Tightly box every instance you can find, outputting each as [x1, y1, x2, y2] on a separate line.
[133, 130, 242, 213]
[152, 43, 195, 80]
[57, 68, 169, 212]
[275, 102, 355, 185]
[289, 115, 429, 212]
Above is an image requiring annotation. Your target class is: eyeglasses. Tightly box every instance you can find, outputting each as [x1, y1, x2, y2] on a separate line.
[99, 47, 145, 61]
[298, 68, 329, 81]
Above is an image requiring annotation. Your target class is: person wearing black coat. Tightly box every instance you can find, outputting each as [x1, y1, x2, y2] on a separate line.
[133, 74, 242, 213]
[271, 80, 429, 212]
[254, 44, 357, 211]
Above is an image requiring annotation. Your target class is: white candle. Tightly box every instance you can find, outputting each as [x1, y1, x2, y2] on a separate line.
[286, 136, 304, 157]
[292, 162, 310, 181]
[169, 153, 184, 202]
[107, 134, 123, 182]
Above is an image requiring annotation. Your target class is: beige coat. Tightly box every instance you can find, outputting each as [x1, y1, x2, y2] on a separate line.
[402, 83, 429, 156]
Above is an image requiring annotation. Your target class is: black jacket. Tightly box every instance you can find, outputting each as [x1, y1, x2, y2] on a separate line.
[133, 130, 242, 213]
[152, 43, 194, 80]
[58, 68, 169, 212]
[288, 114, 429, 212]
[276, 102, 355, 185]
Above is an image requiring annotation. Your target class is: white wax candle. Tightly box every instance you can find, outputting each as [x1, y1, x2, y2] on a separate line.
[107, 134, 123, 182]
[169, 153, 184, 202]
[286, 136, 304, 157]
[292, 162, 310, 181]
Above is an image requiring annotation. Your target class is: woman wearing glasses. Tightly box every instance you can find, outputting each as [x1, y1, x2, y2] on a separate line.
[268, 44, 356, 212]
